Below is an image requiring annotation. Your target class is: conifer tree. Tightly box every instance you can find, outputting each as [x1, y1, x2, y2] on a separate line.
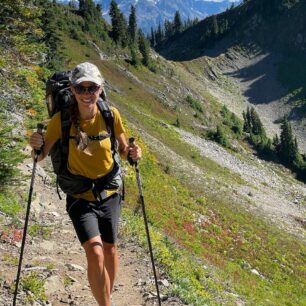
[138, 30, 151, 67]
[155, 23, 164, 45]
[243, 107, 251, 133]
[279, 118, 299, 166]
[212, 15, 219, 38]
[164, 19, 174, 38]
[109, 0, 127, 46]
[250, 107, 266, 137]
[78, 0, 106, 36]
[150, 27, 156, 47]
[96, 3, 102, 14]
[272, 134, 280, 151]
[130, 45, 141, 67]
[174, 10, 182, 34]
[128, 4, 137, 44]
[215, 125, 230, 148]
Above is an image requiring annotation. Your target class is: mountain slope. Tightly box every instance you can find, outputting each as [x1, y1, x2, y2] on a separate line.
[157, 0, 306, 152]
[158, 0, 305, 60]
[1, 1, 306, 305]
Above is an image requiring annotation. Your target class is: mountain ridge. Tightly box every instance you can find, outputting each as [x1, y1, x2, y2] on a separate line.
[61, 0, 242, 33]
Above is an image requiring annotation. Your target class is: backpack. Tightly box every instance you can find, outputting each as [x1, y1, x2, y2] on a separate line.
[45, 71, 122, 200]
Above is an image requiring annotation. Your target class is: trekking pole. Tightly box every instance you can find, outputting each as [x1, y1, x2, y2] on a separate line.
[13, 123, 44, 306]
[128, 138, 162, 306]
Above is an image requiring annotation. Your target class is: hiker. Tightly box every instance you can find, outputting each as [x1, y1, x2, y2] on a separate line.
[29, 62, 141, 306]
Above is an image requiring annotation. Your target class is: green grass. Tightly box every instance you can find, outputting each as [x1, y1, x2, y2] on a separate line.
[20, 272, 46, 303]
[122, 135, 306, 305]
[0, 191, 23, 218]
[28, 224, 53, 239]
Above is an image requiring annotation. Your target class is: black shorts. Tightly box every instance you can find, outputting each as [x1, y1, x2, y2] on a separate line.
[66, 193, 122, 245]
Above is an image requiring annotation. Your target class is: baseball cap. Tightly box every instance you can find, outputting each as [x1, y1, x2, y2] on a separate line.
[70, 62, 104, 86]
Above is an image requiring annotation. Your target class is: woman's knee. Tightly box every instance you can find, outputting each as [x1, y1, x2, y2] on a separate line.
[83, 237, 104, 263]
[103, 241, 117, 256]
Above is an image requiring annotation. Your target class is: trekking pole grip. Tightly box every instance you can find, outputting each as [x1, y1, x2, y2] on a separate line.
[128, 137, 137, 166]
[35, 123, 44, 156]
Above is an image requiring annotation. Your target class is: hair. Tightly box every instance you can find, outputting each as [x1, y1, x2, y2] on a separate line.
[69, 96, 88, 151]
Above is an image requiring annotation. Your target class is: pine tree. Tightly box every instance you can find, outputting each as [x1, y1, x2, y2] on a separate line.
[150, 27, 156, 47]
[138, 30, 151, 67]
[155, 23, 164, 45]
[215, 125, 230, 148]
[212, 15, 219, 38]
[279, 118, 299, 166]
[250, 107, 266, 137]
[174, 10, 182, 34]
[243, 107, 251, 133]
[130, 45, 141, 67]
[164, 19, 174, 38]
[109, 0, 127, 46]
[128, 5, 137, 44]
[96, 3, 102, 14]
[272, 134, 280, 151]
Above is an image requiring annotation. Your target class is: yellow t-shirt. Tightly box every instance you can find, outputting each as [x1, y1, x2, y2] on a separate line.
[45, 107, 125, 201]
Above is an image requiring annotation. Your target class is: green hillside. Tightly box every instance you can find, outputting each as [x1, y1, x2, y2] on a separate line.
[157, 0, 305, 60]
[1, 1, 306, 305]
[157, 0, 306, 120]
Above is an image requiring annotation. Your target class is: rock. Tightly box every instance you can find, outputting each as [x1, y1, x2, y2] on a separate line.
[251, 269, 260, 276]
[44, 275, 64, 295]
[65, 263, 85, 272]
[135, 279, 146, 286]
[39, 241, 56, 252]
[24, 266, 48, 272]
[159, 279, 170, 287]
[50, 211, 60, 218]
[26, 163, 50, 182]
[241, 261, 252, 270]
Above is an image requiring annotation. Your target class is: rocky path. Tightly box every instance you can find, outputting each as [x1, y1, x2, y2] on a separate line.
[0, 149, 184, 306]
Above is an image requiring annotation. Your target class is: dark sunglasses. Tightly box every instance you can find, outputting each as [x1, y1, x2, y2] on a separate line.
[73, 84, 100, 95]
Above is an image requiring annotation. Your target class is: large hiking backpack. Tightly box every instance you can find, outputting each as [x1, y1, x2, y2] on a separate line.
[45, 71, 122, 200]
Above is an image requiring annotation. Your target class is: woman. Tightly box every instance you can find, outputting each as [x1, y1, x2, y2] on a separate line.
[29, 62, 141, 306]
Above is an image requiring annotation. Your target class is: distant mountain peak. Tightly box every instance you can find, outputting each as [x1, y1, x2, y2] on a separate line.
[59, 0, 241, 33]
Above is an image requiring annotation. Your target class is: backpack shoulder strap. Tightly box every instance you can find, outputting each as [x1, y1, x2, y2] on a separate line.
[60, 108, 71, 171]
[97, 98, 116, 152]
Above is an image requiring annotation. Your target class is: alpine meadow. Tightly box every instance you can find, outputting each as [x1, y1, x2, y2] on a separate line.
[0, 1, 305, 305]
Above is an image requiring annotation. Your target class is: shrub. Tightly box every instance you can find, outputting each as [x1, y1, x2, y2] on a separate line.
[186, 95, 203, 113]
[214, 125, 231, 148]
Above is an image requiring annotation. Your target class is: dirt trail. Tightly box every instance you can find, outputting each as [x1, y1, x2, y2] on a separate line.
[0, 149, 183, 306]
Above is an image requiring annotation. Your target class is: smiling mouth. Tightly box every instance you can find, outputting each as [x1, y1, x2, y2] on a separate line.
[82, 98, 94, 104]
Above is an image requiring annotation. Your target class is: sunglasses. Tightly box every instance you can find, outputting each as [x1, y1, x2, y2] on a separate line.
[73, 84, 100, 95]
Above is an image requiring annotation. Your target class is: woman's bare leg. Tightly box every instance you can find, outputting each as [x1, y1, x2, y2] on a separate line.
[102, 241, 119, 293]
[83, 236, 111, 306]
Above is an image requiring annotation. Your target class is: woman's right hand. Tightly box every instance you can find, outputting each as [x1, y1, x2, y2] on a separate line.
[29, 132, 44, 151]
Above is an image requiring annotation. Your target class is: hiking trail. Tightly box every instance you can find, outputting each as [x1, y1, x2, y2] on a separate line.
[0, 146, 184, 306]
